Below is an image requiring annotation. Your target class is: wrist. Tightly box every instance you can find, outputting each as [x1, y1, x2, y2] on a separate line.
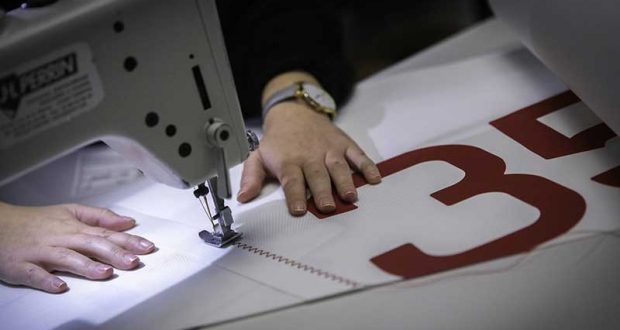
[263, 100, 330, 131]
[262, 75, 337, 122]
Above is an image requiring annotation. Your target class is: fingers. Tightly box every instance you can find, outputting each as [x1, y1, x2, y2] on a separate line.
[36, 246, 115, 279]
[4, 230, 153, 293]
[303, 162, 336, 213]
[346, 147, 382, 184]
[57, 234, 141, 270]
[237, 152, 267, 203]
[279, 165, 307, 216]
[8, 263, 67, 293]
[82, 227, 155, 255]
[325, 152, 357, 202]
[67, 204, 135, 231]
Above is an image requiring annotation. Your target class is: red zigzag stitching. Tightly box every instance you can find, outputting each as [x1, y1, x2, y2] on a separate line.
[234, 242, 361, 288]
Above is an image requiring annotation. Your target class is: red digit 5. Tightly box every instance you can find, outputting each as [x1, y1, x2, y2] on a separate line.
[491, 91, 618, 187]
[490, 91, 615, 159]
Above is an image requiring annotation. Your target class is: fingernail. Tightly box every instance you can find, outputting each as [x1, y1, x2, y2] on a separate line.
[320, 200, 336, 212]
[97, 264, 112, 273]
[139, 239, 154, 250]
[292, 202, 306, 214]
[344, 191, 357, 201]
[124, 254, 139, 264]
[369, 171, 382, 182]
[52, 278, 66, 289]
[122, 217, 136, 224]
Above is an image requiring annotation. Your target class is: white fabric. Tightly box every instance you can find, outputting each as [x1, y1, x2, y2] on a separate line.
[1, 48, 618, 329]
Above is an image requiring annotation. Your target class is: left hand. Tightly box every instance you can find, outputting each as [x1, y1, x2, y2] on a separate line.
[237, 101, 381, 215]
[0, 202, 155, 293]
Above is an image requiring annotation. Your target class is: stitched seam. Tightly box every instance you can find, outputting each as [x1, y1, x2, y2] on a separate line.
[234, 242, 361, 288]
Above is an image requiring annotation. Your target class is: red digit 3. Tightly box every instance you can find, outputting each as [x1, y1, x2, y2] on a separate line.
[368, 145, 585, 279]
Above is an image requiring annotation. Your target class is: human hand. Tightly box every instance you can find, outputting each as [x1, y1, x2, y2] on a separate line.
[237, 102, 381, 215]
[0, 202, 155, 293]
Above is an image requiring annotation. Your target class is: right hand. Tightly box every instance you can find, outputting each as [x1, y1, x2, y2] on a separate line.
[0, 202, 155, 293]
[238, 103, 381, 216]
[237, 71, 382, 216]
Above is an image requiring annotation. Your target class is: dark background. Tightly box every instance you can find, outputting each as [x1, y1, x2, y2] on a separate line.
[340, 0, 492, 79]
[0, 0, 493, 80]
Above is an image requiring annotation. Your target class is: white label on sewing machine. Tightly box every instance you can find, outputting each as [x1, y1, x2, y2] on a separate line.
[0, 43, 103, 148]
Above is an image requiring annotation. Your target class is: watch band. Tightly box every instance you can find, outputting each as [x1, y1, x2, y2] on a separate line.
[262, 84, 299, 118]
[262, 82, 336, 120]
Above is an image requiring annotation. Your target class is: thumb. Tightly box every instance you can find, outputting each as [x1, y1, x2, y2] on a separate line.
[237, 151, 267, 203]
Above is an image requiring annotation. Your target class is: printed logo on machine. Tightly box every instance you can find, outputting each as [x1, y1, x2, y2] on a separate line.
[0, 53, 78, 119]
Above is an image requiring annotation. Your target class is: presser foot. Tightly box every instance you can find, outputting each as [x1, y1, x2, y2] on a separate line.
[194, 179, 242, 248]
[199, 229, 242, 247]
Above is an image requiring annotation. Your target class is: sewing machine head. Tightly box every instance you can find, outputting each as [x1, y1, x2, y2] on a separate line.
[0, 0, 249, 195]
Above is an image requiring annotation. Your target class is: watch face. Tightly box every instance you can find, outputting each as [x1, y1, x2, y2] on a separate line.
[303, 83, 336, 110]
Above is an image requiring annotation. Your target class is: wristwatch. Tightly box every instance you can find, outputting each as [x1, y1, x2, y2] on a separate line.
[262, 82, 337, 120]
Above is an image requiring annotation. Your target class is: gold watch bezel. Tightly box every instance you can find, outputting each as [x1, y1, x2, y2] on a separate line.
[294, 83, 336, 120]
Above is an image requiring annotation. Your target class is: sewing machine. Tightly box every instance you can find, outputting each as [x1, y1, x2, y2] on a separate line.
[1, 1, 620, 329]
[0, 0, 255, 246]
